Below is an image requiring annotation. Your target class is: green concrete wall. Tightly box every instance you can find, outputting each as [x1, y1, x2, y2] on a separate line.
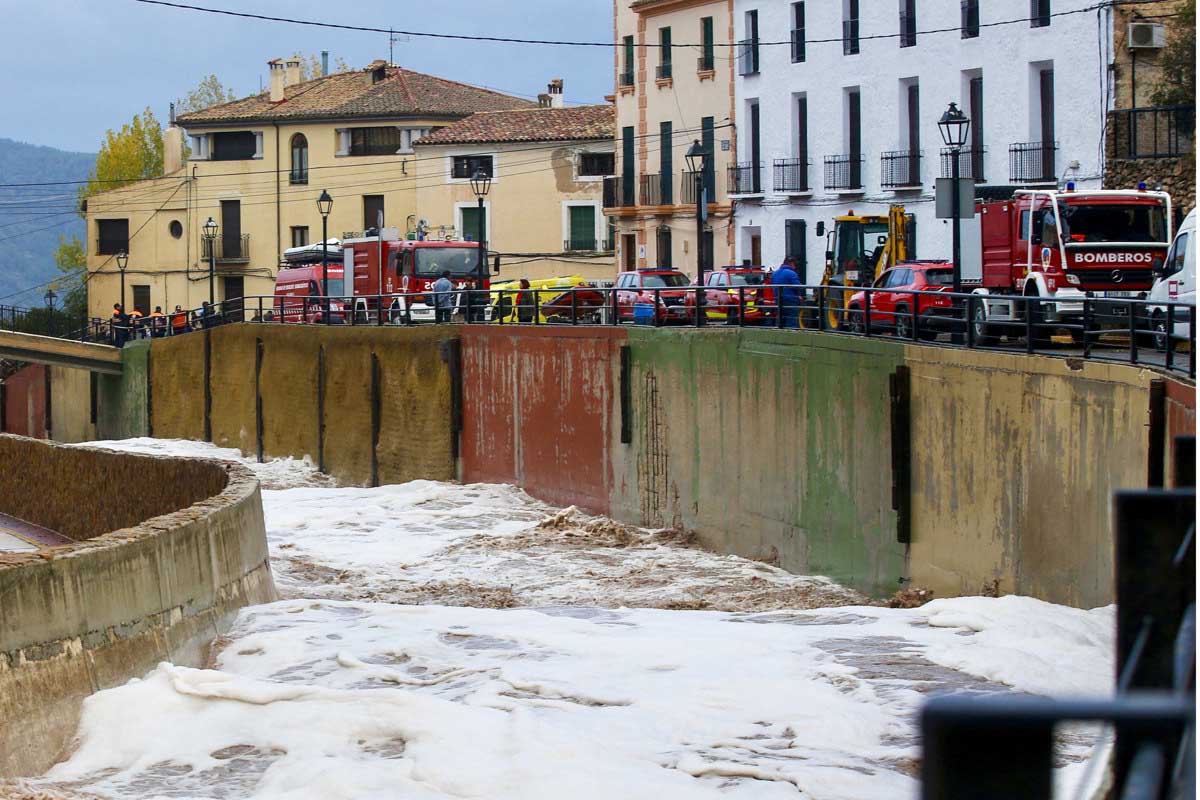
[611, 328, 909, 596]
[96, 340, 149, 440]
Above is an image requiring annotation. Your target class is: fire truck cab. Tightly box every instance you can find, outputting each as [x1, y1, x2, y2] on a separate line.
[273, 240, 347, 323]
[966, 187, 1172, 342]
[341, 229, 494, 323]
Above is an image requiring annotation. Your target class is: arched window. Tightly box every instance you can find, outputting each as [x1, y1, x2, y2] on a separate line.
[290, 134, 308, 185]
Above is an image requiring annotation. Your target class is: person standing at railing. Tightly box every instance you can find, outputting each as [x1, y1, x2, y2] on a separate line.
[196, 302, 211, 330]
[433, 270, 454, 324]
[171, 305, 189, 335]
[110, 303, 129, 347]
[149, 306, 166, 338]
[771, 256, 803, 329]
[517, 278, 535, 323]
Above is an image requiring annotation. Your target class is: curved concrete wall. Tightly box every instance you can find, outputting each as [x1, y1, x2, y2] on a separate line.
[0, 436, 276, 777]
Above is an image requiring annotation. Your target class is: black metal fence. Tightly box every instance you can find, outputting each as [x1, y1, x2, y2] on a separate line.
[881, 150, 921, 188]
[824, 154, 864, 191]
[940, 145, 986, 182]
[1009, 140, 1057, 182]
[638, 173, 661, 207]
[922, 440, 1195, 799]
[728, 162, 762, 195]
[201, 234, 251, 263]
[1110, 105, 1195, 160]
[773, 158, 810, 193]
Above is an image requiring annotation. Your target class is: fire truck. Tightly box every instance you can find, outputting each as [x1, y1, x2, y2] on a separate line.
[966, 186, 1172, 343]
[341, 228, 495, 323]
[273, 240, 347, 323]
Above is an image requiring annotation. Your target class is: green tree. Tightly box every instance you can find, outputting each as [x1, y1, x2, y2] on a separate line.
[51, 234, 88, 322]
[175, 74, 238, 115]
[77, 107, 164, 204]
[1151, 0, 1196, 106]
[296, 52, 352, 81]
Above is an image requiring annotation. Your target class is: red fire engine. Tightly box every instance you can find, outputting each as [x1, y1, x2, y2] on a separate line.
[966, 187, 1172, 343]
[341, 229, 495, 323]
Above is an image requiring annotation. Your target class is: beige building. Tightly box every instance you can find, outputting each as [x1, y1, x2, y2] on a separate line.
[84, 59, 536, 319]
[608, 0, 737, 275]
[413, 96, 616, 282]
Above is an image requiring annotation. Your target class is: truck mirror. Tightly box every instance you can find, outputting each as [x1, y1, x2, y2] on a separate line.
[1152, 257, 1166, 278]
[493, 255, 501, 274]
[815, 221, 826, 237]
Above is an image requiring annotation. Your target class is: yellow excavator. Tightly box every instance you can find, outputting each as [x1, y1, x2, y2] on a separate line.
[811, 205, 912, 330]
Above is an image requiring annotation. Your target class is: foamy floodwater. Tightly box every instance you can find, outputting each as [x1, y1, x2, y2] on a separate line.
[1, 439, 1115, 800]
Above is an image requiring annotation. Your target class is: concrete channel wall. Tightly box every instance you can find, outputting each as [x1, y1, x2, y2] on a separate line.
[0, 436, 276, 776]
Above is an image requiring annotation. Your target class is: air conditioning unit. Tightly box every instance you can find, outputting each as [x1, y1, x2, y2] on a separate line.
[1127, 22, 1166, 49]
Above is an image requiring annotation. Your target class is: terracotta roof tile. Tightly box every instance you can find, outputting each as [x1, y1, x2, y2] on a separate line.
[176, 66, 536, 126]
[413, 104, 615, 146]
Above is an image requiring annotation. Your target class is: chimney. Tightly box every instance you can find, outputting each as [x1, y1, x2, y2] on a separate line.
[321, 50, 329, 76]
[285, 58, 302, 87]
[268, 58, 285, 102]
[538, 93, 552, 108]
[547, 78, 564, 108]
[163, 125, 185, 175]
[364, 59, 389, 86]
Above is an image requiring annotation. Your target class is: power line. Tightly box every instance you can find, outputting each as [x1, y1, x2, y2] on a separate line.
[132, 0, 1165, 49]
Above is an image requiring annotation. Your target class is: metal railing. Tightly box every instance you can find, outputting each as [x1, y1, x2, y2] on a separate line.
[728, 162, 762, 195]
[1109, 105, 1195, 159]
[65, 286, 1194, 379]
[697, 54, 714, 72]
[655, 62, 672, 81]
[881, 150, 922, 188]
[289, 170, 308, 185]
[961, 0, 980, 37]
[791, 27, 805, 62]
[824, 154, 864, 191]
[922, 448, 1195, 799]
[842, 18, 860, 54]
[603, 176, 635, 209]
[201, 234, 251, 264]
[639, 173, 662, 206]
[738, 38, 759, 76]
[680, 169, 717, 205]
[1009, 141, 1057, 183]
[940, 145, 986, 181]
[618, 70, 634, 88]
[773, 158, 810, 193]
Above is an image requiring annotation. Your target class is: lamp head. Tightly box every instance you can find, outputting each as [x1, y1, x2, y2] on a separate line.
[202, 217, 218, 238]
[470, 168, 492, 199]
[938, 102, 970, 148]
[316, 189, 333, 217]
[116, 250, 129, 270]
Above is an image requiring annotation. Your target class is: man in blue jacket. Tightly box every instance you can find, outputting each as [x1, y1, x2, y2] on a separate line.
[771, 256, 803, 328]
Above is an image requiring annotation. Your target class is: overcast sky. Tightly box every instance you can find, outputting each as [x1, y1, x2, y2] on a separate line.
[4, 0, 615, 153]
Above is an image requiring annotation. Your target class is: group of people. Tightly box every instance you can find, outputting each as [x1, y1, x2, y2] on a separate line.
[109, 301, 222, 346]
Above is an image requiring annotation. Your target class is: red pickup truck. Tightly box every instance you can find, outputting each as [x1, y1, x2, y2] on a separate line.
[686, 266, 774, 324]
[847, 262, 957, 339]
[614, 268, 695, 323]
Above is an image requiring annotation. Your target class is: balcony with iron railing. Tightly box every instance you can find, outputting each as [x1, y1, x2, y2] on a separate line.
[656, 62, 673, 81]
[738, 39, 759, 76]
[680, 169, 718, 205]
[1109, 105, 1195, 159]
[791, 27, 805, 62]
[824, 154, 864, 191]
[728, 162, 763, 196]
[842, 18, 860, 55]
[603, 176, 636, 209]
[961, 0, 980, 37]
[639, 173, 662, 207]
[619, 70, 634, 88]
[940, 145, 987, 182]
[289, 170, 308, 186]
[1008, 141, 1057, 183]
[881, 150, 922, 188]
[899, 12, 917, 47]
[697, 54, 714, 73]
[773, 158, 810, 194]
[564, 235, 599, 252]
[201, 234, 251, 265]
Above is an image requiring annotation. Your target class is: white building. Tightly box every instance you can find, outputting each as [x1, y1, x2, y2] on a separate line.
[731, 0, 1112, 282]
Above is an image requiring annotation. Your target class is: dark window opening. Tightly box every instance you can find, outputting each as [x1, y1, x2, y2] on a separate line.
[132, 285, 150, 316]
[580, 152, 615, 177]
[621, 36, 635, 86]
[291, 226, 309, 248]
[452, 154, 494, 179]
[792, 3, 806, 62]
[211, 131, 257, 161]
[97, 219, 129, 255]
[349, 126, 403, 157]
[290, 133, 309, 184]
[900, 0, 917, 47]
[659, 27, 672, 80]
[961, 0, 980, 37]
[168, 220, 183, 239]
[1031, 0, 1050, 27]
[363, 195, 385, 230]
[843, 0, 860, 54]
[700, 17, 715, 71]
[656, 226, 672, 267]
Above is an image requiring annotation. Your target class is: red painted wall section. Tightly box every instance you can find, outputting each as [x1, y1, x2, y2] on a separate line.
[3, 365, 48, 438]
[460, 326, 625, 514]
[1164, 377, 1195, 483]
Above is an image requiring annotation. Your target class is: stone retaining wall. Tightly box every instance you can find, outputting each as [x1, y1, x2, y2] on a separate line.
[0, 436, 276, 776]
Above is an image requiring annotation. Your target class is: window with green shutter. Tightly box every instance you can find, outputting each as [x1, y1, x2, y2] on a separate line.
[461, 206, 487, 245]
[568, 206, 596, 251]
[700, 17, 715, 70]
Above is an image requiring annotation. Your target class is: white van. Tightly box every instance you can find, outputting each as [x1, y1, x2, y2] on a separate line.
[1148, 209, 1195, 351]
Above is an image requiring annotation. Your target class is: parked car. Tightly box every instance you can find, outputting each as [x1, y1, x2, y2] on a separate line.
[685, 266, 774, 324]
[614, 268, 694, 324]
[488, 274, 586, 323]
[1147, 209, 1195, 351]
[847, 262, 957, 340]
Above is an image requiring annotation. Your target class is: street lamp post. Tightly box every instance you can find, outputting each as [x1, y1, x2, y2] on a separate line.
[116, 250, 129, 315]
[202, 217, 218, 306]
[685, 140, 711, 326]
[317, 190, 333, 300]
[938, 102, 971, 295]
[44, 287, 57, 337]
[470, 169, 492, 323]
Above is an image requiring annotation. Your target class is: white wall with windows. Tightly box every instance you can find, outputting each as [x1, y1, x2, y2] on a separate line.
[732, 0, 1110, 281]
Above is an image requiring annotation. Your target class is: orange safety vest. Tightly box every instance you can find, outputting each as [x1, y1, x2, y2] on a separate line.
[171, 312, 187, 330]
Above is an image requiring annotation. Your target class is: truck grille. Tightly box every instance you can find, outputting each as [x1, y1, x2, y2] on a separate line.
[661, 295, 684, 306]
[1066, 268, 1154, 287]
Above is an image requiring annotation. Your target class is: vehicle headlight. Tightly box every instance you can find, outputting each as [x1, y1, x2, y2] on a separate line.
[1065, 273, 1081, 285]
